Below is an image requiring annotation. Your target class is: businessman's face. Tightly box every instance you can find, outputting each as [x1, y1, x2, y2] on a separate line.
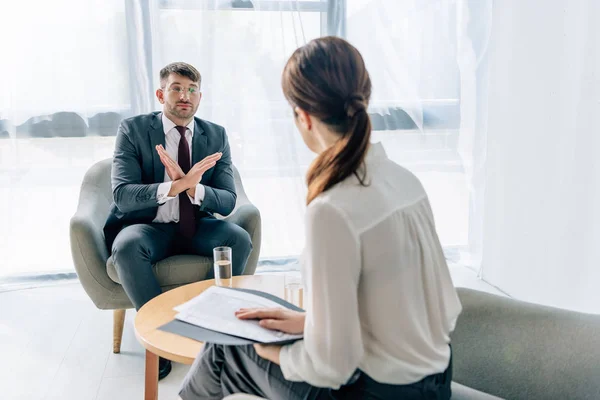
[157, 73, 202, 122]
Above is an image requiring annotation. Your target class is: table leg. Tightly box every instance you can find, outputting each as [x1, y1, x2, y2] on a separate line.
[145, 350, 159, 400]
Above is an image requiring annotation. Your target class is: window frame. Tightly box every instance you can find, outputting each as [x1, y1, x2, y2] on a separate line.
[149, 0, 457, 130]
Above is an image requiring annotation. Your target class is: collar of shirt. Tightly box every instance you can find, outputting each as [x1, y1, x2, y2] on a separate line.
[365, 142, 387, 165]
[161, 113, 195, 138]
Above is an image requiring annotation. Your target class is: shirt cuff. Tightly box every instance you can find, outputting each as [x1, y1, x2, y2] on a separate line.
[157, 182, 176, 204]
[189, 184, 205, 205]
[279, 343, 302, 381]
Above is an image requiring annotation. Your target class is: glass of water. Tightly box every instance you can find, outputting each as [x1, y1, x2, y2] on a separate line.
[284, 274, 304, 308]
[213, 246, 232, 287]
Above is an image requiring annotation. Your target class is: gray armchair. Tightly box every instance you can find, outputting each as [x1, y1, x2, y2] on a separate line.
[70, 158, 261, 353]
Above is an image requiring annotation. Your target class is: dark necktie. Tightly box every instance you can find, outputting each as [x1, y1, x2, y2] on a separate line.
[175, 126, 195, 237]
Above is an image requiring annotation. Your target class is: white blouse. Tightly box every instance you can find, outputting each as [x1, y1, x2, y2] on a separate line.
[279, 143, 462, 389]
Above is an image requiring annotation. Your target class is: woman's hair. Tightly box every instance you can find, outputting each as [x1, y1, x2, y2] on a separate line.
[282, 36, 372, 204]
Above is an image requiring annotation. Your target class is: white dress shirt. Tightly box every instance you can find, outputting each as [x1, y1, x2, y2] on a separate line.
[279, 143, 463, 389]
[154, 114, 206, 223]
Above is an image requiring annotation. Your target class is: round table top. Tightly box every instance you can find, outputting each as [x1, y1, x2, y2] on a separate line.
[134, 275, 286, 365]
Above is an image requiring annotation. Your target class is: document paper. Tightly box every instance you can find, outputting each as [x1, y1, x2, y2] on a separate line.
[173, 286, 303, 343]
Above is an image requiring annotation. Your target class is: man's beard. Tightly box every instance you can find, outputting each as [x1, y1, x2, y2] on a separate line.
[168, 102, 197, 119]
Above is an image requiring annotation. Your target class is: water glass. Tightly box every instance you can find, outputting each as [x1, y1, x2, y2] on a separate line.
[284, 274, 304, 308]
[213, 246, 232, 287]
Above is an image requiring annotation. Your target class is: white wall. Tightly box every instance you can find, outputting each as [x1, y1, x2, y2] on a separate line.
[481, 0, 600, 313]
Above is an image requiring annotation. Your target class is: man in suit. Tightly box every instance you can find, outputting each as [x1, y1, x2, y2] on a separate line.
[104, 62, 252, 379]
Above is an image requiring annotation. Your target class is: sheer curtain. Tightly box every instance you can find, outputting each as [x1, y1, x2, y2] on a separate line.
[348, 0, 472, 254]
[0, 0, 484, 280]
[146, 0, 471, 262]
[0, 0, 129, 278]
[0, 1, 130, 125]
[143, 0, 326, 260]
[455, 0, 493, 272]
[477, 0, 600, 313]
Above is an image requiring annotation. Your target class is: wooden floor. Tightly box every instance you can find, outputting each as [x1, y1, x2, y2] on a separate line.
[0, 267, 502, 400]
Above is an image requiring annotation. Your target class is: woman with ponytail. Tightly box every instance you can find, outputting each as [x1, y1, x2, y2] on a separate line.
[179, 37, 462, 400]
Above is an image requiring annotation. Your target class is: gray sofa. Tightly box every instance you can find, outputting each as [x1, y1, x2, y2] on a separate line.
[69, 158, 261, 352]
[225, 288, 600, 400]
[450, 288, 600, 399]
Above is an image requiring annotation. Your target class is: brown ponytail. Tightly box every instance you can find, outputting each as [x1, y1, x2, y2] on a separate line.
[282, 37, 373, 204]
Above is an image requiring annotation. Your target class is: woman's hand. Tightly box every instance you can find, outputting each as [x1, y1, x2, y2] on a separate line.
[253, 343, 282, 365]
[235, 308, 305, 335]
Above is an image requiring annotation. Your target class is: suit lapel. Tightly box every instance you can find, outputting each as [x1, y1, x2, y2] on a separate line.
[192, 118, 207, 166]
[149, 113, 166, 183]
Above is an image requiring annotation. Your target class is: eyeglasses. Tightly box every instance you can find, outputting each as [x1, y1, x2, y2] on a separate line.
[165, 86, 201, 97]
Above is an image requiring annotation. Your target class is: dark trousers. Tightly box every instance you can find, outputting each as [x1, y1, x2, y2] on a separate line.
[179, 343, 453, 400]
[112, 217, 252, 310]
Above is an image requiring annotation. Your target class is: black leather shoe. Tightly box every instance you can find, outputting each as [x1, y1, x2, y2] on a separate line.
[159, 357, 172, 380]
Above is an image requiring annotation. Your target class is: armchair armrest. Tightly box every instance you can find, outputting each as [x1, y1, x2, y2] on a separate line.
[70, 184, 120, 309]
[223, 203, 262, 276]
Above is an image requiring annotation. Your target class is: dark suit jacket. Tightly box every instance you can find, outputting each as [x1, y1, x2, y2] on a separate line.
[103, 112, 237, 251]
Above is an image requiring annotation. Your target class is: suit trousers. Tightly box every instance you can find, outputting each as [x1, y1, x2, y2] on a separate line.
[111, 217, 252, 310]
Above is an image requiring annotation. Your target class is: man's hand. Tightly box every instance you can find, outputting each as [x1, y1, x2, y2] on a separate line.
[235, 308, 305, 334]
[155, 145, 184, 181]
[155, 147, 221, 198]
[253, 344, 282, 365]
[184, 152, 223, 188]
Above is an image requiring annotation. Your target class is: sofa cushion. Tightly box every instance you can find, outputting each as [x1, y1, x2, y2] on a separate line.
[107, 254, 212, 287]
[452, 288, 600, 400]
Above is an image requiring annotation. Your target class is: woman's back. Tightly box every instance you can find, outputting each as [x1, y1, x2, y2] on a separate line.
[297, 142, 462, 385]
[181, 37, 459, 400]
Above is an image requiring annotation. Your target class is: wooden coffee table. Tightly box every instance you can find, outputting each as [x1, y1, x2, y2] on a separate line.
[134, 275, 286, 400]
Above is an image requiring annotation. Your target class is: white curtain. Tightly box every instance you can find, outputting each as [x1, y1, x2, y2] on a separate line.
[478, 0, 600, 313]
[0, 1, 130, 125]
[455, 0, 493, 272]
[0, 0, 480, 279]
[348, 0, 471, 257]
[148, 0, 325, 260]
[0, 1, 128, 278]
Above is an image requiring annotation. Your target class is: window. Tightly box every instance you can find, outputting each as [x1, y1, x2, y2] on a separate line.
[0, 1, 128, 279]
[0, 0, 469, 281]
